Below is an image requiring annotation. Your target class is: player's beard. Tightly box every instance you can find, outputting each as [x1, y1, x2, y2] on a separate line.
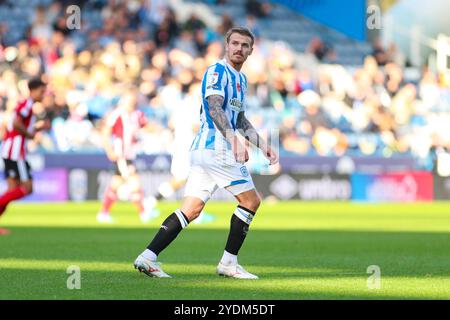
[230, 53, 245, 65]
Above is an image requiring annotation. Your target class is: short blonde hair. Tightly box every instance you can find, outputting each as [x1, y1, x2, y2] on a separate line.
[225, 27, 255, 47]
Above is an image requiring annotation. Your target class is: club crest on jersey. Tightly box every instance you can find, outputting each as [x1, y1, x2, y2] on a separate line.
[240, 166, 249, 177]
[208, 72, 219, 85]
[229, 98, 243, 111]
[237, 83, 241, 93]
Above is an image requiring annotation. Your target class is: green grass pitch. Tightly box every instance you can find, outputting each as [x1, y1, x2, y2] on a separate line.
[0, 201, 449, 300]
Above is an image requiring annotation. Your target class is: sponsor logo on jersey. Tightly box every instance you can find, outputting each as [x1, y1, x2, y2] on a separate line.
[229, 98, 243, 111]
[207, 84, 220, 90]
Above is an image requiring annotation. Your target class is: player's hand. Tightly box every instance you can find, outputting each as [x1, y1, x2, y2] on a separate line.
[34, 119, 51, 131]
[107, 151, 118, 162]
[27, 130, 36, 139]
[232, 138, 249, 164]
[265, 146, 279, 165]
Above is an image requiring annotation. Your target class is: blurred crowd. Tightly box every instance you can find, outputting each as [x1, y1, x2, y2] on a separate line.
[0, 0, 449, 166]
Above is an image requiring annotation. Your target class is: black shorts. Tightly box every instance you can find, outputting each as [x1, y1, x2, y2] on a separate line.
[114, 159, 136, 177]
[3, 158, 33, 181]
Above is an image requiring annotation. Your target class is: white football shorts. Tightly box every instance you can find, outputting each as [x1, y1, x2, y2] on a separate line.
[184, 149, 255, 203]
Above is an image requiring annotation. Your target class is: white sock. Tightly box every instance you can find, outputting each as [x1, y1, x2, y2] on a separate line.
[220, 250, 238, 266]
[141, 249, 157, 261]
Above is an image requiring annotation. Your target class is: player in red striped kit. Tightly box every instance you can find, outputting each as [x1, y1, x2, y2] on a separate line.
[96, 88, 158, 224]
[0, 78, 49, 235]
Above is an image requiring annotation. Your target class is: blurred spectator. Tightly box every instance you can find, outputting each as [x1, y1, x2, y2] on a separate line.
[0, 23, 7, 48]
[217, 13, 234, 36]
[0, 0, 448, 166]
[183, 13, 206, 33]
[193, 29, 208, 57]
[244, 15, 261, 40]
[298, 90, 329, 131]
[154, 17, 177, 48]
[372, 37, 388, 66]
[387, 42, 406, 67]
[245, 0, 272, 18]
[174, 31, 198, 57]
[46, 1, 63, 26]
[147, 0, 169, 25]
[307, 37, 336, 62]
[205, 0, 228, 4]
[31, 6, 53, 43]
[164, 8, 180, 39]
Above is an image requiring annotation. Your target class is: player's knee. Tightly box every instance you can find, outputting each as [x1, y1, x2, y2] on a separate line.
[180, 201, 205, 222]
[184, 206, 203, 222]
[239, 196, 261, 213]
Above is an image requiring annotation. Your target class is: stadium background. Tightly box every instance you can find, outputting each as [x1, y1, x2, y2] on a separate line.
[0, 0, 450, 300]
[1, 0, 449, 203]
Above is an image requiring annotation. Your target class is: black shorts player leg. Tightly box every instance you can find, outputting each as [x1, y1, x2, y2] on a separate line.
[3, 158, 33, 182]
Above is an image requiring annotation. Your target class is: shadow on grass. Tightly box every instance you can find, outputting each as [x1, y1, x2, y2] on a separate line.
[1, 226, 449, 299]
[1, 227, 449, 268]
[0, 267, 447, 300]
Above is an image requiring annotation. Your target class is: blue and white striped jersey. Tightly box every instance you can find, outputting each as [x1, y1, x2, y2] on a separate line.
[190, 59, 248, 152]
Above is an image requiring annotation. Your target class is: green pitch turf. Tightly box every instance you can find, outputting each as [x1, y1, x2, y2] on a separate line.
[0, 201, 449, 300]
